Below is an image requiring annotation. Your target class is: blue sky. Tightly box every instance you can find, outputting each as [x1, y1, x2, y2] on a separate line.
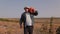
[0, 0, 60, 18]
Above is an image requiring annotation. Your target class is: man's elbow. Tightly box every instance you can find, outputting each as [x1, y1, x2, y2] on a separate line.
[34, 11, 38, 16]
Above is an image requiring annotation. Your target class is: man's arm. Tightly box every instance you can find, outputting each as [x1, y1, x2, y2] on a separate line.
[20, 13, 24, 28]
[32, 10, 38, 16]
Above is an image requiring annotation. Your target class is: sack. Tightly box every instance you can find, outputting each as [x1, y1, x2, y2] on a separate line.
[28, 7, 35, 13]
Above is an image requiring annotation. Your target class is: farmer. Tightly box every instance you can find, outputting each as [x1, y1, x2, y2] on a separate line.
[20, 6, 38, 34]
[56, 26, 60, 34]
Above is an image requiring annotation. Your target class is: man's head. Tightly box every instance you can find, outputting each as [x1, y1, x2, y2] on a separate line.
[24, 7, 29, 12]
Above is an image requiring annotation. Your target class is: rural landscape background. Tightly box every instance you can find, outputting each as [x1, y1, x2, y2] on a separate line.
[0, 0, 60, 34]
[0, 17, 60, 34]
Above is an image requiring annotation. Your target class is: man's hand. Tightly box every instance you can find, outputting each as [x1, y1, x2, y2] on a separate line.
[20, 25, 22, 29]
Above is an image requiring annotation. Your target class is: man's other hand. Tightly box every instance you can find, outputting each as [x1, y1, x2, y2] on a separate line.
[20, 25, 22, 29]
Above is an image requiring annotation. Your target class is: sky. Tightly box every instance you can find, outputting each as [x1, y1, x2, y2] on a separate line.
[0, 0, 60, 18]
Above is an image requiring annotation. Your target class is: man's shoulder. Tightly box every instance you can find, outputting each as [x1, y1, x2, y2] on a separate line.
[21, 12, 27, 16]
[22, 12, 26, 15]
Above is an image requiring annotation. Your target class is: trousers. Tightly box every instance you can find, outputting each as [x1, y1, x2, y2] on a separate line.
[24, 26, 33, 34]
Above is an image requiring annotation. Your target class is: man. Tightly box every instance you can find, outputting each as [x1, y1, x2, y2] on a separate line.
[56, 26, 60, 34]
[20, 6, 38, 34]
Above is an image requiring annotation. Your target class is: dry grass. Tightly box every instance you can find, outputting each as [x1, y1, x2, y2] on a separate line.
[0, 18, 60, 34]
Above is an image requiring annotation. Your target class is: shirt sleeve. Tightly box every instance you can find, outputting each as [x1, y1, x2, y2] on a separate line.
[20, 13, 24, 25]
[32, 10, 38, 16]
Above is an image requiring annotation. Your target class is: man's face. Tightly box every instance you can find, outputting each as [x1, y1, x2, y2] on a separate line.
[25, 8, 29, 12]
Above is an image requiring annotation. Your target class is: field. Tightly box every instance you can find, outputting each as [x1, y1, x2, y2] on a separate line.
[0, 18, 60, 34]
